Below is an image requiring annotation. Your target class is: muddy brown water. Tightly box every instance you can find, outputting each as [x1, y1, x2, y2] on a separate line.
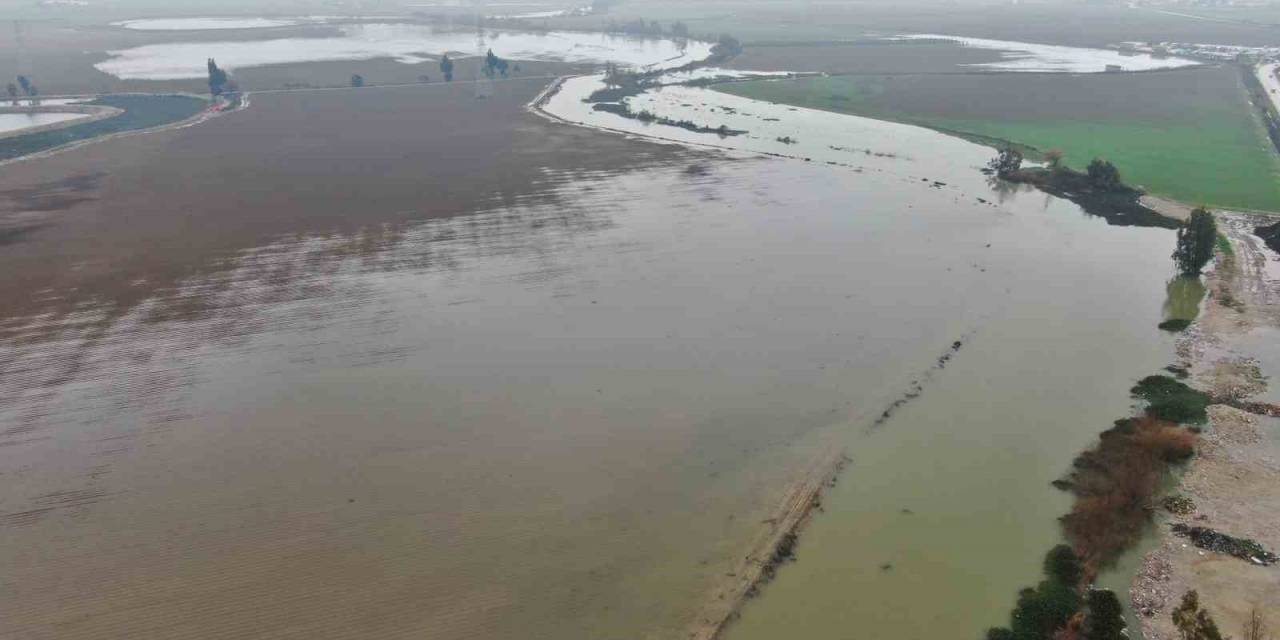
[1, 77, 1181, 638]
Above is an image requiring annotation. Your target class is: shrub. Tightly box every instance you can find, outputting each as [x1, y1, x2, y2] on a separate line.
[1158, 318, 1192, 332]
[989, 147, 1024, 178]
[1163, 494, 1195, 515]
[1044, 545, 1083, 586]
[987, 547, 1085, 640]
[1011, 580, 1082, 639]
[1084, 589, 1126, 640]
[1172, 591, 1226, 640]
[1130, 418, 1197, 461]
[1130, 375, 1210, 424]
[1061, 415, 1198, 569]
[1086, 159, 1122, 192]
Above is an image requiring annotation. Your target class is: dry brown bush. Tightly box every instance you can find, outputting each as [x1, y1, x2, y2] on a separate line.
[1060, 417, 1199, 575]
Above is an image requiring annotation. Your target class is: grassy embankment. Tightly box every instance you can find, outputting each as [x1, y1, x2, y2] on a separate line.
[716, 68, 1280, 212]
[0, 94, 208, 162]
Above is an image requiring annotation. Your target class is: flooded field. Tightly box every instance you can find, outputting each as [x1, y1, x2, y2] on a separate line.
[893, 34, 1198, 72]
[97, 24, 711, 80]
[113, 17, 338, 31]
[541, 72, 1186, 637]
[0, 67, 1187, 639]
[0, 111, 89, 135]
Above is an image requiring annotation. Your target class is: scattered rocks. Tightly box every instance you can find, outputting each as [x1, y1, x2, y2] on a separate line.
[1132, 548, 1174, 618]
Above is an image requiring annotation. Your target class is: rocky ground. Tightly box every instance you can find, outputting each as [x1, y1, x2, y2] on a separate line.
[1132, 212, 1280, 638]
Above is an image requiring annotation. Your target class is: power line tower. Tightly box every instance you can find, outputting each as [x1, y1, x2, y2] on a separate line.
[474, 1, 492, 99]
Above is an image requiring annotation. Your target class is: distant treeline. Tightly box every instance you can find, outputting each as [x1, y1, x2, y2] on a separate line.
[604, 18, 691, 39]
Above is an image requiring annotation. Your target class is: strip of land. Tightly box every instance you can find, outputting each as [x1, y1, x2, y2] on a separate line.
[1131, 212, 1280, 636]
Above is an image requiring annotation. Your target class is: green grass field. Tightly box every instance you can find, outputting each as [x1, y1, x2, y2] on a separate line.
[717, 67, 1280, 212]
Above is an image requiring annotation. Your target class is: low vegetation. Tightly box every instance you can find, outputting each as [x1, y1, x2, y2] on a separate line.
[1130, 375, 1211, 425]
[591, 101, 743, 136]
[588, 33, 743, 103]
[989, 370, 1210, 639]
[984, 546, 1084, 640]
[984, 149, 1178, 229]
[1255, 219, 1280, 254]
[1172, 591, 1226, 640]
[1061, 415, 1196, 571]
[988, 149, 1135, 199]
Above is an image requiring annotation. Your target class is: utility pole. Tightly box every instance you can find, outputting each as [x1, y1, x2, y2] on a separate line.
[474, 1, 492, 99]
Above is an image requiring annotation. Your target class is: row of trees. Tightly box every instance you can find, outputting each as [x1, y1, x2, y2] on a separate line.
[482, 49, 509, 79]
[605, 18, 691, 39]
[984, 546, 1126, 640]
[263, 51, 508, 90]
[989, 148, 1221, 277]
[987, 148, 1123, 193]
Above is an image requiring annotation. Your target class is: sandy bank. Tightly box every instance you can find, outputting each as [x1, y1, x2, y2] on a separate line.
[1131, 212, 1280, 636]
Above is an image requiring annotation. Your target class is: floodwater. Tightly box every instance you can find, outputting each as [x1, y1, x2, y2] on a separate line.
[0, 111, 88, 134]
[3, 74, 1182, 639]
[113, 17, 333, 31]
[893, 34, 1199, 72]
[96, 25, 712, 80]
[543, 75, 1182, 636]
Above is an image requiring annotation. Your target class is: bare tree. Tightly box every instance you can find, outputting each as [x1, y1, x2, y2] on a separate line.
[1245, 607, 1272, 640]
[1044, 149, 1065, 170]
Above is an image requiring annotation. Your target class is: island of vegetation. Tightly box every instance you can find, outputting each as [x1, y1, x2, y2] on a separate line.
[985, 148, 1179, 228]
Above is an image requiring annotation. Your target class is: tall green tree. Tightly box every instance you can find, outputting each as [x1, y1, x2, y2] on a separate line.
[206, 59, 229, 96]
[1043, 545, 1083, 586]
[1172, 208, 1218, 276]
[440, 54, 454, 82]
[988, 147, 1023, 178]
[1084, 589, 1126, 640]
[1086, 158, 1122, 191]
[986, 546, 1083, 640]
